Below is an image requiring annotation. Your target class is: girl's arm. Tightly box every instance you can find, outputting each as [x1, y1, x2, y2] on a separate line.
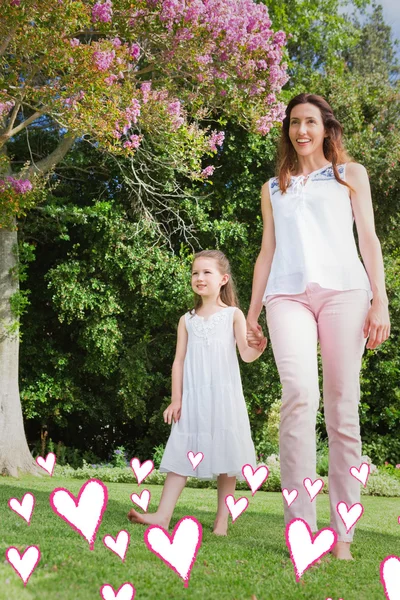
[234, 308, 266, 363]
[163, 315, 188, 424]
[246, 182, 276, 345]
[346, 162, 390, 349]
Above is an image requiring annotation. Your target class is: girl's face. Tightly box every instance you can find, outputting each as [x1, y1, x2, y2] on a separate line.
[191, 258, 229, 298]
[288, 102, 327, 159]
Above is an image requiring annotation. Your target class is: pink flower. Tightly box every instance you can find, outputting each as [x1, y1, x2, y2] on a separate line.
[208, 130, 225, 151]
[396, 464, 400, 469]
[141, 81, 152, 103]
[129, 134, 142, 148]
[201, 165, 215, 178]
[105, 74, 118, 86]
[92, 0, 113, 23]
[1, 177, 32, 193]
[112, 37, 122, 48]
[129, 43, 141, 61]
[0, 100, 15, 116]
[167, 101, 181, 117]
[70, 38, 80, 48]
[93, 50, 115, 72]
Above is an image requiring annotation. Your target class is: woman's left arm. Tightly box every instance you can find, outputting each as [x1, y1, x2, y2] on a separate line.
[346, 162, 391, 349]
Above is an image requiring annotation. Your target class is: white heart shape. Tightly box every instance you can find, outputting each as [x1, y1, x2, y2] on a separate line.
[50, 479, 108, 550]
[144, 516, 202, 587]
[100, 582, 136, 600]
[6, 546, 41, 585]
[336, 501, 364, 533]
[303, 477, 324, 501]
[282, 488, 298, 507]
[225, 495, 249, 522]
[187, 451, 204, 470]
[130, 489, 150, 512]
[130, 457, 154, 485]
[286, 518, 337, 581]
[380, 555, 400, 600]
[350, 463, 370, 487]
[103, 530, 130, 561]
[36, 452, 56, 475]
[242, 464, 269, 495]
[8, 493, 35, 524]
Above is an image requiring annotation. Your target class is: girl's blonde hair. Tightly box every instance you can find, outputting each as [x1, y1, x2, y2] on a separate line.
[190, 250, 239, 314]
[277, 93, 354, 194]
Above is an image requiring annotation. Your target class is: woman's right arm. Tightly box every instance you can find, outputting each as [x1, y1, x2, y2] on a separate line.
[164, 315, 188, 424]
[246, 182, 276, 341]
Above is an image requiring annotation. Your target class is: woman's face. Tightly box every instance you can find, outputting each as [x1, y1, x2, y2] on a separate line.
[288, 102, 327, 159]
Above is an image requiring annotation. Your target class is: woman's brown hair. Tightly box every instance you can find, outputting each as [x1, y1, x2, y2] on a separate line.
[277, 93, 353, 194]
[190, 250, 239, 315]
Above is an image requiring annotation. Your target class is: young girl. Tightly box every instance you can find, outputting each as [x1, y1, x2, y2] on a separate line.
[128, 249, 266, 535]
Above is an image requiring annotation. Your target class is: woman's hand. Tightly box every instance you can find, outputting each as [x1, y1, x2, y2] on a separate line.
[246, 318, 268, 351]
[363, 301, 390, 349]
[163, 402, 181, 424]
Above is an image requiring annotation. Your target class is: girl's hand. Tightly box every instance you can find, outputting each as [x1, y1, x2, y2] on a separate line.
[163, 402, 181, 425]
[363, 301, 390, 349]
[246, 318, 267, 350]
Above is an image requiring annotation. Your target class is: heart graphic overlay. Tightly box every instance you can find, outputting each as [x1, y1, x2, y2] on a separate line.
[36, 452, 56, 476]
[225, 495, 249, 522]
[6, 546, 41, 586]
[50, 478, 108, 550]
[8, 493, 35, 524]
[100, 582, 136, 600]
[336, 502, 364, 533]
[303, 478, 324, 502]
[286, 518, 337, 581]
[144, 516, 202, 588]
[242, 464, 269, 495]
[187, 451, 204, 470]
[130, 489, 151, 512]
[130, 458, 154, 485]
[349, 462, 370, 487]
[282, 488, 298, 507]
[103, 530, 130, 561]
[380, 555, 400, 600]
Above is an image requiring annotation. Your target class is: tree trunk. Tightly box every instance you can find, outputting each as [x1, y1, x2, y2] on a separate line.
[0, 223, 40, 476]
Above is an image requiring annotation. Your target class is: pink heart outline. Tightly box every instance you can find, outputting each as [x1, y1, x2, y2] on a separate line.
[380, 555, 400, 600]
[349, 462, 370, 487]
[49, 478, 108, 550]
[8, 493, 36, 524]
[99, 581, 136, 600]
[36, 452, 56, 476]
[5, 545, 41, 587]
[225, 494, 249, 522]
[303, 477, 324, 501]
[187, 451, 204, 470]
[144, 516, 202, 588]
[130, 489, 151, 512]
[336, 501, 364, 533]
[285, 518, 337, 582]
[282, 488, 298, 507]
[130, 457, 154, 485]
[242, 464, 269, 496]
[102, 530, 130, 562]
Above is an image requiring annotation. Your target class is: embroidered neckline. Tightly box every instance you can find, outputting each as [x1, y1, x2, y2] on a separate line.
[193, 307, 231, 322]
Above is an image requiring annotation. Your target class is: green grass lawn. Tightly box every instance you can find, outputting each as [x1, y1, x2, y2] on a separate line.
[0, 475, 398, 599]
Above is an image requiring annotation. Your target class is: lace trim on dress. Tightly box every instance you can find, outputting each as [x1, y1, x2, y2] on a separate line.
[190, 309, 230, 346]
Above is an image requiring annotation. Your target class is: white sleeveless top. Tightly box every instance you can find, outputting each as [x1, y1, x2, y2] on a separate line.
[263, 163, 372, 303]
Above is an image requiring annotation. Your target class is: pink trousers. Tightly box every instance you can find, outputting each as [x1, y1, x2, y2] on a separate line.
[265, 282, 370, 542]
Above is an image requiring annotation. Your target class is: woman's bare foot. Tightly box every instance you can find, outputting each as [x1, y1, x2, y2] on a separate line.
[213, 518, 228, 536]
[331, 541, 353, 560]
[127, 508, 169, 529]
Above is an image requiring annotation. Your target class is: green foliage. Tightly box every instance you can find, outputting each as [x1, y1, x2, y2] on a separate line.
[152, 444, 166, 470]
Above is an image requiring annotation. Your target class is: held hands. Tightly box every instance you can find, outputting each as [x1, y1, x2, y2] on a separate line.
[246, 318, 268, 353]
[364, 301, 391, 350]
[163, 401, 181, 425]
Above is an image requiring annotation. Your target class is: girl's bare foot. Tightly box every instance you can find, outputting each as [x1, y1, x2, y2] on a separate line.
[331, 541, 353, 560]
[213, 518, 228, 536]
[127, 508, 169, 529]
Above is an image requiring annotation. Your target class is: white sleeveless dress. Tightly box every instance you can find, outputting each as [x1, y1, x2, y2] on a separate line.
[159, 306, 257, 480]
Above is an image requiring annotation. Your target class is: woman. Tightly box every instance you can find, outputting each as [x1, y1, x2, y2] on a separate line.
[246, 93, 390, 560]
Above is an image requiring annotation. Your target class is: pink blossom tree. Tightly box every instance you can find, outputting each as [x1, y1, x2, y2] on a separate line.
[0, 0, 287, 475]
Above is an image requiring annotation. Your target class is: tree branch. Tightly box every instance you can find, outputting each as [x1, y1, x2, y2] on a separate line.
[20, 133, 77, 179]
